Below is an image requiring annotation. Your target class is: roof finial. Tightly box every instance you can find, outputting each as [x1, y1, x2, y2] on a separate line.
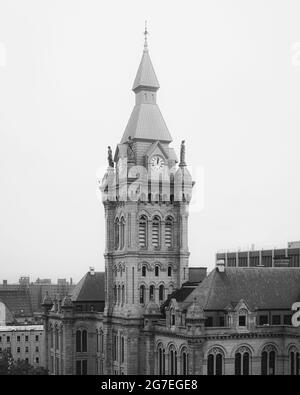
[144, 20, 148, 51]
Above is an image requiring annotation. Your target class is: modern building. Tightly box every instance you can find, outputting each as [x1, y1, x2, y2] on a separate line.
[0, 325, 45, 367]
[43, 33, 300, 375]
[216, 242, 300, 268]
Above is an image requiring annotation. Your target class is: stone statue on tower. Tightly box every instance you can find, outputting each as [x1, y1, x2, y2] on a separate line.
[180, 140, 186, 166]
[107, 146, 114, 168]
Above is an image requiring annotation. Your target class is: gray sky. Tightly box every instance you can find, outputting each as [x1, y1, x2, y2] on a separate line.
[0, 0, 300, 283]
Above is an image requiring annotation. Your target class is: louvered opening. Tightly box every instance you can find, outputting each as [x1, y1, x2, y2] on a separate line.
[139, 216, 147, 247]
[152, 217, 160, 248]
[165, 218, 173, 248]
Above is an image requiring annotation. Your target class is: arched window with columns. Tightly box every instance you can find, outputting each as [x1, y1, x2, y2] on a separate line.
[235, 346, 251, 375]
[207, 347, 224, 375]
[289, 346, 300, 375]
[76, 329, 87, 353]
[261, 345, 277, 375]
[169, 345, 178, 375]
[157, 344, 166, 375]
[181, 347, 189, 375]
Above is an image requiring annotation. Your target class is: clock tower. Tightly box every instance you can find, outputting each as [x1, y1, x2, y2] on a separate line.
[101, 27, 193, 375]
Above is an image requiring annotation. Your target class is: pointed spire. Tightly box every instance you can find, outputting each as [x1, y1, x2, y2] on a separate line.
[144, 20, 148, 51]
[132, 23, 160, 92]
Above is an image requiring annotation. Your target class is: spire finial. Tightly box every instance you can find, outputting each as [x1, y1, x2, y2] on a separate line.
[144, 20, 148, 51]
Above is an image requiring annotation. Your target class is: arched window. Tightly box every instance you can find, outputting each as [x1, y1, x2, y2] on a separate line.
[158, 344, 166, 375]
[121, 285, 125, 305]
[115, 218, 119, 249]
[117, 285, 121, 304]
[100, 330, 104, 353]
[76, 330, 81, 352]
[76, 329, 88, 353]
[121, 336, 125, 364]
[207, 348, 224, 375]
[152, 216, 160, 249]
[60, 327, 63, 352]
[181, 347, 189, 375]
[155, 265, 159, 277]
[55, 327, 59, 350]
[96, 330, 99, 353]
[165, 217, 173, 248]
[82, 330, 87, 352]
[261, 345, 277, 375]
[169, 345, 178, 375]
[289, 346, 300, 375]
[140, 285, 145, 304]
[235, 346, 251, 375]
[171, 309, 176, 326]
[149, 285, 155, 300]
[159, 285, 164, 302]
[50, 326, 53, 348]
[114, 285, 117, 304]
[139, 216, 147, 248]
[120, 217, 125, 249]
[142, 265, 147, 277]
[168, 265, 172, 277]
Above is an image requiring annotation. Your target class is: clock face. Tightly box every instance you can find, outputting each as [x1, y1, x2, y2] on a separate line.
[150, 155, 164, 172]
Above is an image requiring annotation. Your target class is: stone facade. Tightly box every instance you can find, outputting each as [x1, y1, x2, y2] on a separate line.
[0, 325, 45, 367]
[42, 39, 300, 376]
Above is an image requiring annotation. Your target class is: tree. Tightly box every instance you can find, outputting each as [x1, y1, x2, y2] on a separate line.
[0, 349, 48, 375]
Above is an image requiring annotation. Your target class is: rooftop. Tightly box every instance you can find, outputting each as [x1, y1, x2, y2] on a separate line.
[0, 325, 43, 332]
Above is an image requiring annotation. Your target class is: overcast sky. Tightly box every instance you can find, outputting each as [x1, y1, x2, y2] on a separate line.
[0, 0, 300, 283]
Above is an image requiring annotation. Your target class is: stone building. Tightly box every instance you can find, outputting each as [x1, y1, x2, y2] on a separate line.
[42, 33, 300, 375]
[0, 325, 44, 367]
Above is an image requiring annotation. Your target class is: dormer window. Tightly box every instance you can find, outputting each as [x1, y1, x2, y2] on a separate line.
[238, 309, 247, 327]
[239, 315, 246, 327]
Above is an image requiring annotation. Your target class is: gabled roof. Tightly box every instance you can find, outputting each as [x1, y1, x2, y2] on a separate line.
[121, 103, 172, 143]
[182, 267, 300, 311]
[71, 272, 105, 302]
[132, 49, 160, 91]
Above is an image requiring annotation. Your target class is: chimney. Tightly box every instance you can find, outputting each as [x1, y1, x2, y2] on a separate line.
[3, 280, 7, 286]
[89, 267, 95, 276]
[216, 259, 225, 273]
